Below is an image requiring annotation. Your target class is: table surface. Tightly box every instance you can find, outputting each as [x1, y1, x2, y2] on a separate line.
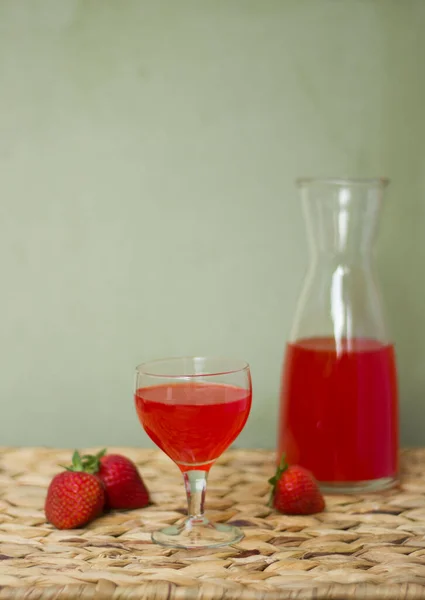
[1, 448, 425, 599]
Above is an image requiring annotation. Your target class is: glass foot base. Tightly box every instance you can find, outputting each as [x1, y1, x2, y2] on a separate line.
[152, 517, 244, 549]
[319, 476, 398, 494]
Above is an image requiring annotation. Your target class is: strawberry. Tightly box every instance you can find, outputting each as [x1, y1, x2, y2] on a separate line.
[45, 452, 105, 529]
[81, 450, 150, 510]
[268, 455, 325, 515]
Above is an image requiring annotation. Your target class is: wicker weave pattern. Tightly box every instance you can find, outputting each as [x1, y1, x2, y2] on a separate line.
[1, 448, 425, 599]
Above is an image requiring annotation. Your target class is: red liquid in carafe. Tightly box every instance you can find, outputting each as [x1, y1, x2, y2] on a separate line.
[278, 337, 398, 482]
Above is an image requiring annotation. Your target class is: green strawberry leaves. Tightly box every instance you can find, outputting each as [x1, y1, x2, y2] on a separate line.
[64, 449, 107, 474]
[267, 453, 289, 507]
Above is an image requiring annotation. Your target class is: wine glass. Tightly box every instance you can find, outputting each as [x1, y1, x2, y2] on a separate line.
[134, 356, 252, 549]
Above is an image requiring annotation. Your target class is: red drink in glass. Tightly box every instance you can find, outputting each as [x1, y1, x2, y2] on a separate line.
[279, 337, 399, 484]
[135, 383, 251, 471]
[134, 357, 252, 548]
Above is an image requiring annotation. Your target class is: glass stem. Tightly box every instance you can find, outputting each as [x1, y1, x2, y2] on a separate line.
[183, 470, 208, 521]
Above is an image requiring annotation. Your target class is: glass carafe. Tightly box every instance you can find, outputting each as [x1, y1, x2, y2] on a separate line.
[278, 178, 399, 493]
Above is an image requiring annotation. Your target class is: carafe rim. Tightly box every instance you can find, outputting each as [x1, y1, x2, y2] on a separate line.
[296, 177, 389, 189]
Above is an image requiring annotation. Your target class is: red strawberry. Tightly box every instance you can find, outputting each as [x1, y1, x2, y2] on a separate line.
[268, 455, 325, 515]
[45, 452, 105, 529]
[82, 450, 150, 510]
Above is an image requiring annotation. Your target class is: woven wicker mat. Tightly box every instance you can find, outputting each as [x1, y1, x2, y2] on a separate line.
[1, 448, 425, 599]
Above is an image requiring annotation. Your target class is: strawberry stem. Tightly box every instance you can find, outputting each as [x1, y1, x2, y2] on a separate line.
[65, 449, 107, 474]
[267, 453, 289, 507]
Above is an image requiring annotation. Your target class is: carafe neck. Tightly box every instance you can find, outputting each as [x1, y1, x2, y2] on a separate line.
[299, 178, 387, 264]
[290, 178, 390, 345]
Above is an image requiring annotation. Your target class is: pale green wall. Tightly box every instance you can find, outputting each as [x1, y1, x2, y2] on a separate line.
[0, 0, 424, 449]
